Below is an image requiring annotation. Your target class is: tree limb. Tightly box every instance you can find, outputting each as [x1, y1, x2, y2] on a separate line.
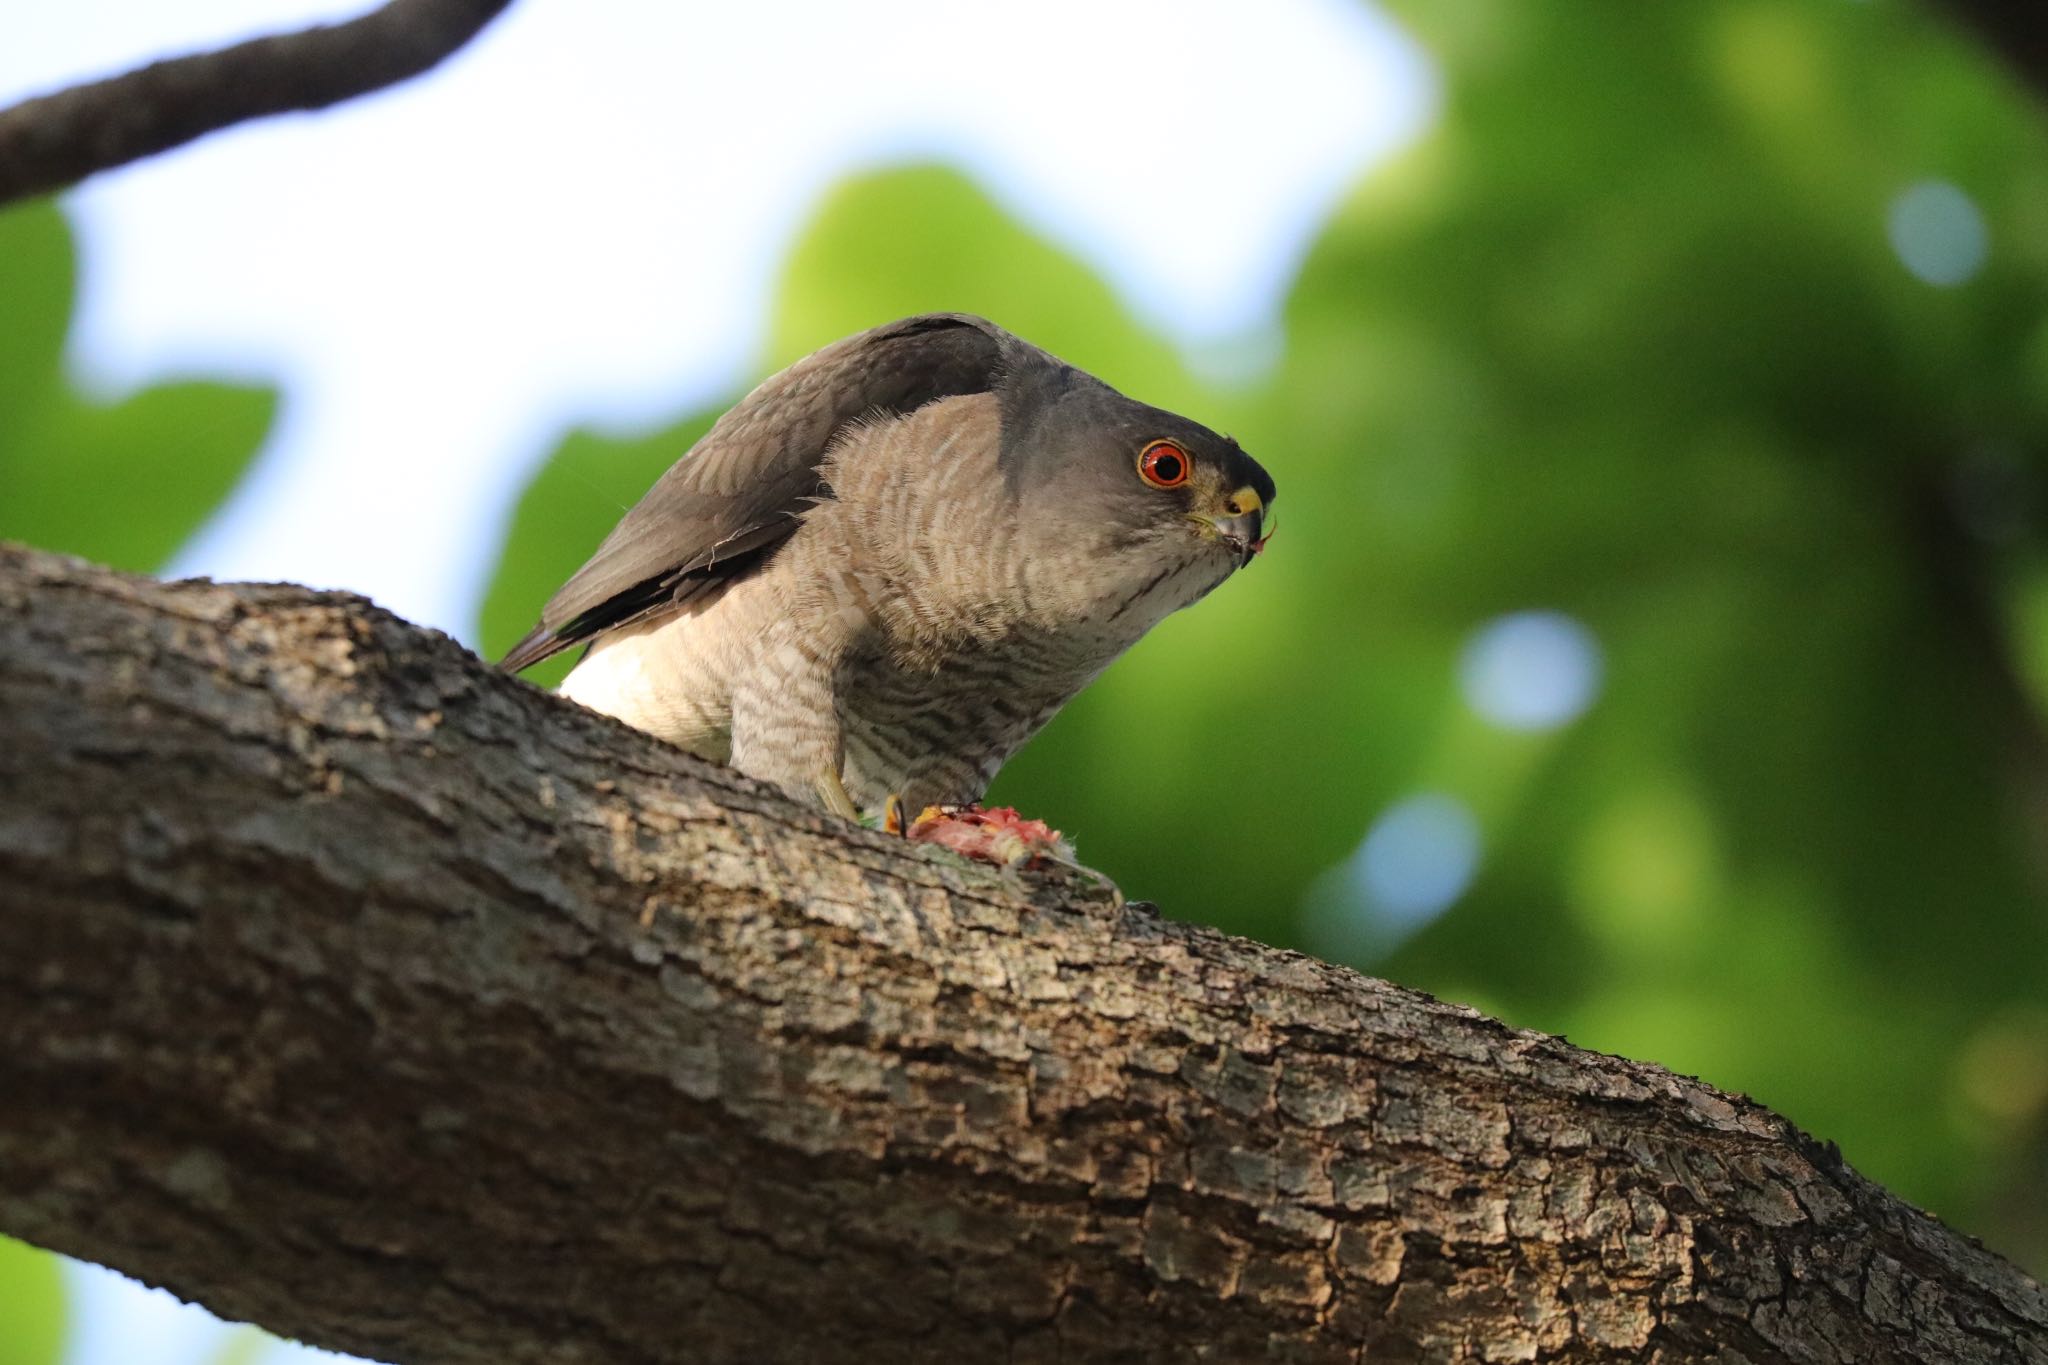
[0, 542, 2041, 1364]
[0, 0, 512, 207]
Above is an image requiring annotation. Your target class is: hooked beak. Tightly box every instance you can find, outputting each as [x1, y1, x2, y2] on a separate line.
[1214, 511, 1264, 566]
[1193, 485, 1271, 567]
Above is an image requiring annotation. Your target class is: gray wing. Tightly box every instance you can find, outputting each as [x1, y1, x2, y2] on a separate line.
[500, 313, 1009, 673]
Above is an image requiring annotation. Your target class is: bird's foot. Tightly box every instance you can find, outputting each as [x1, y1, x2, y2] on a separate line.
[880, 793, 912, 837]
[815, 768, 861, 821]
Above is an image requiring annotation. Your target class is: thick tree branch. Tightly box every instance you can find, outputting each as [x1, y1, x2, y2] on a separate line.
[0, 0, 511, 207]
[0, 542, 2042, 1364]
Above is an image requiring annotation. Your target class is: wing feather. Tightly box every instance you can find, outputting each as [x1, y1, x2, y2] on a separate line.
[500, 313, 1007, 673]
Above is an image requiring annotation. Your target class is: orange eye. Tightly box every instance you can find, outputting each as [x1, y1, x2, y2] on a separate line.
[1138, 440, 1191, 489]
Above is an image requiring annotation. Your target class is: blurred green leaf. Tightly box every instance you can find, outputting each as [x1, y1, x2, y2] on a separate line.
[0, 203, 69, 422]
[0, 1237, 66, 1365]
[0, 200, 274, 573]
[772, 165, 1197, 406]
[200, 1325, 271, 1365]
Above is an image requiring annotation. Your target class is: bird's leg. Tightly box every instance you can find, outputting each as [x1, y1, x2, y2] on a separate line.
[729, 672, 855, 821]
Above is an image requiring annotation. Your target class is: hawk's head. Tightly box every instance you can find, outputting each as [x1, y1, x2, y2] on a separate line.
[996, 359, 1276, 622]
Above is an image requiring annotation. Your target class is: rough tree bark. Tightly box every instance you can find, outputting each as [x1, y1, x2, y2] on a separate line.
[0, 542, 2042, 1365]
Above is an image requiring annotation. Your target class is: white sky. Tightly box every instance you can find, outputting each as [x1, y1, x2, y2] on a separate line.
[4, 2, 1432, 1361]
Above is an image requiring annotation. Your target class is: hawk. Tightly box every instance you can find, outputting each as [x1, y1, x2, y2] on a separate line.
[503, 313, 1274, 827]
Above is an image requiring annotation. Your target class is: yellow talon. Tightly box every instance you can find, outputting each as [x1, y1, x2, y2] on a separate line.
[815, 769, 859, 821]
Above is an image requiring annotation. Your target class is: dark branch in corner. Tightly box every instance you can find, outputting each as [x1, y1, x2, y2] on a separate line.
[1935, 0, 2048, 103]
[0, 0, 512, 207]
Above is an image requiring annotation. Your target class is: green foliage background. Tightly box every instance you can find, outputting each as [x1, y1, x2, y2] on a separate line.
[0, 203, 274, 569]
[9, 0, 2048, 1354]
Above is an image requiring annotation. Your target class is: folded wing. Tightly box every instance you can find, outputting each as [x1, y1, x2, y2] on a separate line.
[500, 313, 1007, 673]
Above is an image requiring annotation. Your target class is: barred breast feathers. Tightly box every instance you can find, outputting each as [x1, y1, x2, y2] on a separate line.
[811, 395, 1027, 657]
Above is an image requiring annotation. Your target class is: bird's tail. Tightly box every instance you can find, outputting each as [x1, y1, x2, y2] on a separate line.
[497, 624, 564, 674]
